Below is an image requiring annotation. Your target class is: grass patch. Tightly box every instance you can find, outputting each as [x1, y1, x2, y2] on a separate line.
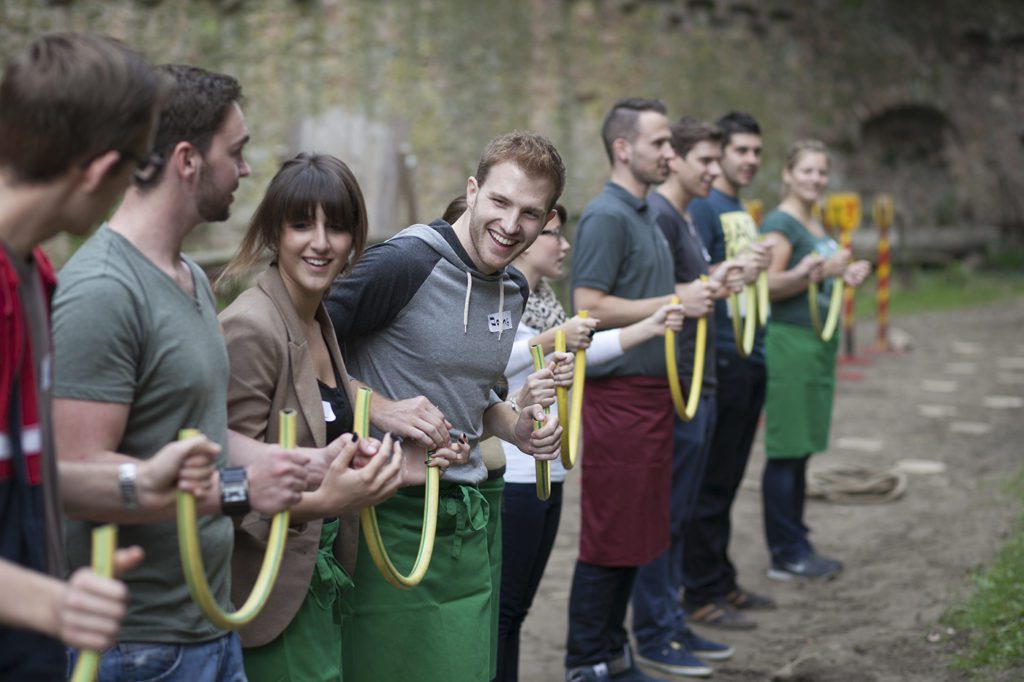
[852, 266, 1024, 319]
[943, 468, 1024, 677]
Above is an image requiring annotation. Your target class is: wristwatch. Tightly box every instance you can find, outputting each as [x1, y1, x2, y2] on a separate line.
[219, 466, 250, 516]
[506, 398, 520, 413]
[118, 463, 139, 510]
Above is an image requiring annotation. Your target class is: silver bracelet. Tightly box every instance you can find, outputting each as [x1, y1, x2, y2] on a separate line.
[118, 462, 139, 510]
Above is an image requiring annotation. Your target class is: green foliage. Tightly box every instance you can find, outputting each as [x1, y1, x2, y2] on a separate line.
[852, 266, 1024, 318]
[943, 469, 1024, 676]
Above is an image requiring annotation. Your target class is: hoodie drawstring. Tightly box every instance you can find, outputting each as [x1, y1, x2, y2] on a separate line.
[463, 271, 471, 334]
[461, 269, 505, 340]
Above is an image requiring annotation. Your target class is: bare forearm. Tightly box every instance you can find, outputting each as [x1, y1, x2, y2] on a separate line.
[767, 268, 812, 301]
[574, 290, 673, 329]
[0, 560, 62, 638]
[482, 402, 517, 443]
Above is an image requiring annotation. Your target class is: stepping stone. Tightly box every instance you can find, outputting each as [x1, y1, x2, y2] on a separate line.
[952, 341, 984, 355]
[944, 362, 976, 375]
[949, 421, 993, 435]
[918, 404, 957, 418]
[922, 380, 957, 393]
[997, 357, 1024, 370]
[835, 437, 884, 452]
[983, 395, 1024, 409]
[998, 373, 1024, 385]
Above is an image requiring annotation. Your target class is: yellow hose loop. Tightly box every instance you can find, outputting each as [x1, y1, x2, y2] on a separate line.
[727, 285, 756, 357]
[176, 414, 292, 630]
[530, 344, 552, 500]
[808, 277, 844, 342]
[555, 312, 588, 470]
[756, 270, 770, 328]
[665, 283, 708, 423]
[356, 387, 439, 589]
[69, 525, 117, 682]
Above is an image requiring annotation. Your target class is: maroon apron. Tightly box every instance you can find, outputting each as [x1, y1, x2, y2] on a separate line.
[578, 375, 674, 566]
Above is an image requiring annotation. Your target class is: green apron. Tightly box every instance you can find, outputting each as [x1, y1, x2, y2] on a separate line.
[479, 475, 505, 680]
[764, 320, 839, 458]
[342, 482, 494, 682]
[243, 519, 353, 682]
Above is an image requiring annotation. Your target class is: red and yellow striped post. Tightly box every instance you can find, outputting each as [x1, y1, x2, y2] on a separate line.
[872, 195, 894, 351]
[827, 193, 869, 366]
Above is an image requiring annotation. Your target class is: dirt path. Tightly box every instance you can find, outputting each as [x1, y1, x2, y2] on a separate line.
[518, 298, 1024, 681]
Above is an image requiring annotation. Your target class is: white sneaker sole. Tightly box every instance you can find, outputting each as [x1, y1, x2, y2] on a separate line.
[636, 656, 713, 678]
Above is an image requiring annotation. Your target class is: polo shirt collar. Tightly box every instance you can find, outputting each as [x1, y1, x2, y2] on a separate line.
[604, 181, 649, 213]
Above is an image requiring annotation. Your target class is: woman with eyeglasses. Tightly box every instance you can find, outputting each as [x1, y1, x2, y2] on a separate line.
[483, 201, 684, 682]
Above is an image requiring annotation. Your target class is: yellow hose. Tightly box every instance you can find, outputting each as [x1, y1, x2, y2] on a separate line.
[530, 344, 552, 500]
[554, 311, 587, 470]
[356, 387, 439, 589]
[69, 524, 117, 682]
[727, 285, 757, 357]
[756, 270, 770, 327]
[665, 282, 708, 422]
[176, 412, 292, 629]
[808, 277, 844, 342]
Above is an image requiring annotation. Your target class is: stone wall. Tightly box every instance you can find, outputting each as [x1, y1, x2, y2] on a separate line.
[3, 0, 1022, 262]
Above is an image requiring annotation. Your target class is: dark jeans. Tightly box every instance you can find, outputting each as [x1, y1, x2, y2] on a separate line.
[632, 398, 717, 651]
[682, 353, 766, 606]
[762, 456, 813, 563]
[496, 481, 563, 682]
[565, 562, 636, 669]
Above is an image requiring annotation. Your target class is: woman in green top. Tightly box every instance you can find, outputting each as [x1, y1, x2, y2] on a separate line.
[759, 140, 871, 581]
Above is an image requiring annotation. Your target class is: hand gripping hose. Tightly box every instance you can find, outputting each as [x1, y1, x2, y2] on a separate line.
[665, 284, 708, 422]
[530, 344, 552, 500]
[176, 412, 293, 629]
[69, 525, 117, 682]
[356, 386, 439, 589]
[554, 312, 587, 470]
[808, 277, 844, 342]
[727, 284, 757, 357]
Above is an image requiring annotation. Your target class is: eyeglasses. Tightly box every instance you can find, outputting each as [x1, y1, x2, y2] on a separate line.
[539, 229, 563, 239]
[118, 149, 165, 184]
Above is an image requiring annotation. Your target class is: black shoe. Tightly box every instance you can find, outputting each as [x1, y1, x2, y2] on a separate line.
[767, 552, 842, 581]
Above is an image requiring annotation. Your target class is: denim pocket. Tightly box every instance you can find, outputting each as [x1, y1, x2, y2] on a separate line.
[118, 642, 184, 682]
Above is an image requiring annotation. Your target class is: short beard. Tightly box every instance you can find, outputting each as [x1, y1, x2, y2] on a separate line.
[195, 166, 231, 223]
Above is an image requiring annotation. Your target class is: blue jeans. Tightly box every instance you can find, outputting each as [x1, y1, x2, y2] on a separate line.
[632, 398, 717, 651]
[565, 561, 636, 669]
[683, 354, 766, 605]
[67, 632, 246, 682]
[762, 456, 813, 563]
[497, 481, 564, 681]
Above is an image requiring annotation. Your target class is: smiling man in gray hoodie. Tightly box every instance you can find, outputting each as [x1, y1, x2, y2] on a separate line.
[327, 130, 566, 681]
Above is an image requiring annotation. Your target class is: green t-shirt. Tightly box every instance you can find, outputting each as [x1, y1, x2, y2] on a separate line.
[760, 209, 839, 329]
[52, 224, 233, 643]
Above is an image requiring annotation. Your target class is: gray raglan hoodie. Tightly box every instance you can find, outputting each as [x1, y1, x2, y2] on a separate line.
[326, 220, 529, 485]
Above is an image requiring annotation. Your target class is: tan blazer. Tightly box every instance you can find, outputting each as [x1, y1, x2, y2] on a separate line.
[220, 265, 359, 647]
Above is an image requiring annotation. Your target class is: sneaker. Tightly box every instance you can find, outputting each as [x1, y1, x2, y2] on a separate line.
[567, 662, 611, 682]
[636, 641, 713, 678]
[685, 599, 756, 631]
[676, 627, 734, 661]
[767, 552, 843, 581]
[725, 587, 777, 611]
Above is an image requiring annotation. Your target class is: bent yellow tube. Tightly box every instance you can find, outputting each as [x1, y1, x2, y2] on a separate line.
[808, 277, 844, 342]
[176, 413, 292, 629]
[555, 312, 587, 470]
[727, 285, 757, 357]
[356, 387, 439, 589]
[665, 284, 708, 422]
[756, 270, 770, 327]
[69, 525, 117, 682]
[531, 344, 552, 500]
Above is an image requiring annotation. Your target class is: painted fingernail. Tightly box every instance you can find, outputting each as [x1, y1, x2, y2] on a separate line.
[349, 433, 358, 442]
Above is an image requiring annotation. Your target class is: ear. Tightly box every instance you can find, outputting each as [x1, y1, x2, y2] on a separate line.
[79, 151, 123, 194]
[611, 137, 631, 166]
[545, 208, 557, 225]
[465, 176, 480, 209]
[169, 141, 201, 183]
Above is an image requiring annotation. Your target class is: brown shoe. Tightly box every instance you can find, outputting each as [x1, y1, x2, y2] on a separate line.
[685, 600, 757, 630]
[726, 587, 777, 611]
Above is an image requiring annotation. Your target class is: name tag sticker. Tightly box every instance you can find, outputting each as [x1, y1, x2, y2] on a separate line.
[488, 310, 514, 333]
